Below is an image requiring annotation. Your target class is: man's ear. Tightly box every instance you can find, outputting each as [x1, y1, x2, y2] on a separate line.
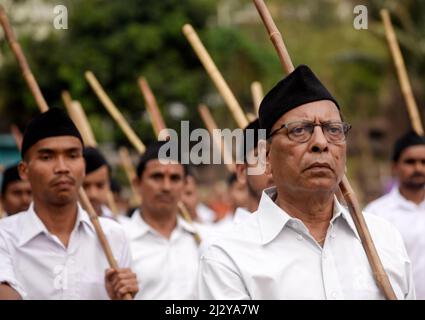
[18, 161, 29, 182]
[132, 176, 141, 191]
[235, 163, 247, 185]
[258, 139, 272, 175]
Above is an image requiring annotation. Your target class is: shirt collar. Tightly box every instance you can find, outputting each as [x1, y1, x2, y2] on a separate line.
[233, 207, 251, 224]
[18, 202, 94, 247]
[129, 208, 196, 239]
[390, 186, 425, 210]
[257, 187, 361, 244]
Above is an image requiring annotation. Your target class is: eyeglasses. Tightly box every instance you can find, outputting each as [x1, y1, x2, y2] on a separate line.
[268, 121, 352, 144]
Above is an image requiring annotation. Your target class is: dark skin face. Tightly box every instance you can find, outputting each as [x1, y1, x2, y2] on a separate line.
[18, 136, 85, 208]
[266, 100, 346, 197]
[236, 147, 274, 203]
[82, 165, 109, 216]
[1, 180, 32, 215]
[228, 179, 250, 213]
[134, 159, 185, 218]
[393, 145, 425, 191]
[181, 175, 199, 220]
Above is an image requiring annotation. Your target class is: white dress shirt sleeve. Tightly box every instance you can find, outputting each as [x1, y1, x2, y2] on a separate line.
[198, 245, 250, 300]
[392, 225, 416, 300]
[0, 231, 26, 298]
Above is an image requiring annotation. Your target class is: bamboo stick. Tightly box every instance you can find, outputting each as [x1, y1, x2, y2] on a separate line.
[0, 8, 48, 113]
[0, 201, 5, 219]
[182, 24, 249, 129]
[0, 6, 131, 299]
[246, 112, 257, 122]
[10, 124, 23, 150]
[118, 146, 142, 207]
[177, 202, 202, 245]
[198, 104, 235, 172]
[253, 0, 397, 300]
[62, 92, 97, 147]
[250, 81, 264, 115]
[72, 101, 98, 147]
[138, 77, 170, 139]
[85, 71, 146, 154]
[380, 9, 424, 136]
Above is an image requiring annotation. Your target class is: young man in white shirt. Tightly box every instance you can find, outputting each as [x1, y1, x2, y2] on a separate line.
[198, 65, 415, 300]
[125, 141, 199, 299]
[0, 108, 138, 300]
[365, 131, 425, 298]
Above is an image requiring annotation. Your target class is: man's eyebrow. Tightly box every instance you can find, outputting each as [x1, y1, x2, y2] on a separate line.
[36, 148, 54, 154]
[37, 147, 81, 154]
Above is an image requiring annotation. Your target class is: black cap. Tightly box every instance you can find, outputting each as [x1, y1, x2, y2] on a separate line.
[21, 108, 84, 158]
[136, 140, 187, 177]
[392, 131, 425, 162]
[259, 65, 339, 138]
[83, 147, 109, 174]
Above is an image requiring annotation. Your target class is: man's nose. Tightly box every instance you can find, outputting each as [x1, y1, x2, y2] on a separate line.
[309, 126, 329, 153]
[54, 156, 70, 174]
[162, 177, 172, 191]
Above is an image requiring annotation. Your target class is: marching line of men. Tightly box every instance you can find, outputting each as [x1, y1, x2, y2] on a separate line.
[0, 64, 424, 299]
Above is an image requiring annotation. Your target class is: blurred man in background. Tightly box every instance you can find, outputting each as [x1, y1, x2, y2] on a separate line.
[366, 131, 425, 298]
[0, 164, 32, 216]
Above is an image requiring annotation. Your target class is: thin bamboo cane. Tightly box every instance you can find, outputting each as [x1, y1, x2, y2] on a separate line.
[182, 24, 249, 128]
[381, 9, 424, 136]
[85, 71, 146, 154]
[198, 104, 235, 173]
[118, 146, 142, 207]
[250, 81, 264, 115]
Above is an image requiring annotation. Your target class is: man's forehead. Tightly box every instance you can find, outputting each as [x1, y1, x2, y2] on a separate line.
[145, 159, 184, 173]
[7, 180, 31, 190]
[400, 144, 425, 158]
[279, 100, 340, 122]
[31, 136, 83, 152]
[84, 165, 109, 180]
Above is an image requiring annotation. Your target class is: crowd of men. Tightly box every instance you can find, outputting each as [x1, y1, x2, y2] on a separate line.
[0, 64, 424, 300]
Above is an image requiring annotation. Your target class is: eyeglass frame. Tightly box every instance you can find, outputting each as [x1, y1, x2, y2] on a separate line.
[267, 120, 352, 144]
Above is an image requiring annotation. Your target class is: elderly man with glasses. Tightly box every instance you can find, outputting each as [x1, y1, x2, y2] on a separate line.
[198, 65, 414, 300]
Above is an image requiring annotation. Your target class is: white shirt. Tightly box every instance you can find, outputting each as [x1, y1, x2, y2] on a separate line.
[199, 187, 415, 300]
[101, 205, 132, 228]
[365, 186, 425, 299]
[196, 203, 216, 224]
[124, 209, 200, 299]
[233, 207, 251, 225]
[0, 202, 131, 300]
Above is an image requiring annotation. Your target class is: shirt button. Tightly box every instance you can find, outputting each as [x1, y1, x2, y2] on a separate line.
[331, 292, 338, 299]
[296, 234, 303, 241]
[323, 252, 327, 259]
[330, 232, 336, 239]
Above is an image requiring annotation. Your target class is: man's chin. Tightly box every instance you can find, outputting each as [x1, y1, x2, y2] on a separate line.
[48, 192, 78, 206]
